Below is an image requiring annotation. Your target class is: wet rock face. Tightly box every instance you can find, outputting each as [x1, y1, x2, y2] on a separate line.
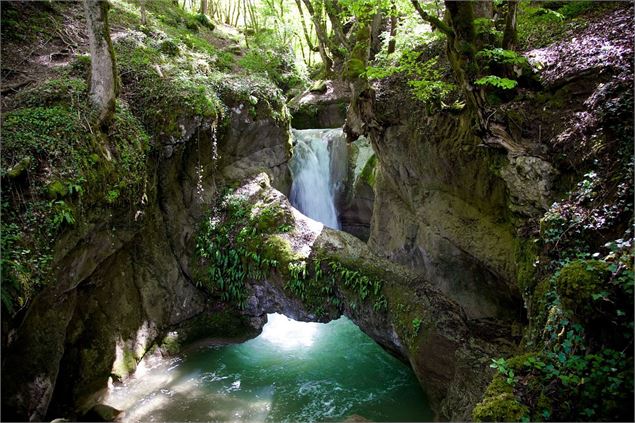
[364, 107, 525, 321]
[1, 99, 292, 421]
[339, 137, 376, 242]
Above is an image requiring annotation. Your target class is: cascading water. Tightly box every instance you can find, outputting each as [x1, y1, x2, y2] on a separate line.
[289, 129, 348, 229]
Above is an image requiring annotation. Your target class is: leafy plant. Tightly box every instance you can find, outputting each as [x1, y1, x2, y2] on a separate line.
[475, 75, 518, 90]
[491, 358, 517, 385]
[412, 317, 422, 334]
[367, 51, 456, 104]
[476, 48, 528, 66]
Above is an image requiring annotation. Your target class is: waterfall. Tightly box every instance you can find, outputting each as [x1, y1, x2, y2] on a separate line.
[289, 129, 347, 229]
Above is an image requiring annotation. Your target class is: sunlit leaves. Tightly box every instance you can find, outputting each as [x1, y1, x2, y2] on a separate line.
[475, 75, 518, 89]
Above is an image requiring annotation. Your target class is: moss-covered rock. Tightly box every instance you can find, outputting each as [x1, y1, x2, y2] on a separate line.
[159, 39, 180, 56]
[309, 80, 327, 93]
[555, 259, 610, 322]
[46, 180, 68, 199]
[6, 156, 32, 179]
[472, 376, 529, 422]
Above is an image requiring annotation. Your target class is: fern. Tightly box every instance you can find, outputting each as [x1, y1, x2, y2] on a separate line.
[475, 75, 518, 90]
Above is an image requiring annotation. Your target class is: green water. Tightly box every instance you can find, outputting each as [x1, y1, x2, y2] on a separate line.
[105, 314, 433, 422]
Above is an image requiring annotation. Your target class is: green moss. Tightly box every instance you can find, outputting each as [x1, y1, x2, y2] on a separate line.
[112, 346, 137, 380]
[159, 39, 180, 56]
[359, 154, 378, 187]
[514, 237, 539, 293]
[555, 259, 610, 322]
[472, 375, 529, 422]
[344, 58, 367, 79]
[309, 80, 327, 93]
[7, 156, 32, 179]
[262, 235, 299, 268]
[160, 332, 181, 355]
[46, 180, 68, 199]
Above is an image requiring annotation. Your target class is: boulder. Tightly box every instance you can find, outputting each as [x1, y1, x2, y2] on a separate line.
[288, 80, 351, 129]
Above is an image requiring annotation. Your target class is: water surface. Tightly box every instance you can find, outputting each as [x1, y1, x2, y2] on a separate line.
[105, 314, 433, 422]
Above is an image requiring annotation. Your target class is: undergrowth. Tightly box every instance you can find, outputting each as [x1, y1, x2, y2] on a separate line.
[194, 191, 387, 315]
[1, 74, 150, 314]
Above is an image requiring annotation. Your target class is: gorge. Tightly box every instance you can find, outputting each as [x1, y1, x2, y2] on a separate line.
[1, 0, 633, 422]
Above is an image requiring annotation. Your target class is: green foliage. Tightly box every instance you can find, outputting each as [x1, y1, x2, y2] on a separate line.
[490, 358, 517, 385]
[393, 302, 424, 348]
[367, 52, 456, 104]
[476, 48, 527, 66]
[475, 75, 518, 90]
[194, 13, 214, 30]
[473, 17, 502, 41]
[482, 229, 634, 421]
[51, 201, 76, 228]
[487, 325, 633, 421]
[325, 259, 387, 312]
[1, 83, 149, 315]
[411, 317, 422, 334]
[540, 169, 632, 260]
[195, 194, 291, 308]
[115, 37, 223, 137]
[339, 0, 391, 19]
[239, 47, 306, 91]
[195, 190, 387, 314]
[0, 1, 62, 43]
[241, 28, 309, 92]
[12, 77, 87, 108]
[159, 39, 180, 56]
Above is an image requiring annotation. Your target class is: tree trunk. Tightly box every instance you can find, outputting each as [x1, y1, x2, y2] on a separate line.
[502, 0, 518, 50]
[325, 0, 349, 55]
[294, 0, 317, 52]
[387, 0, 398, 55]
[199, 0, 208, 15]
[140, 0, 147, 25]
[83, 0, 118, 126]
[247, 0, 259, 33]
[301, 0, 333, 76]
[369, 10, 385, 60]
